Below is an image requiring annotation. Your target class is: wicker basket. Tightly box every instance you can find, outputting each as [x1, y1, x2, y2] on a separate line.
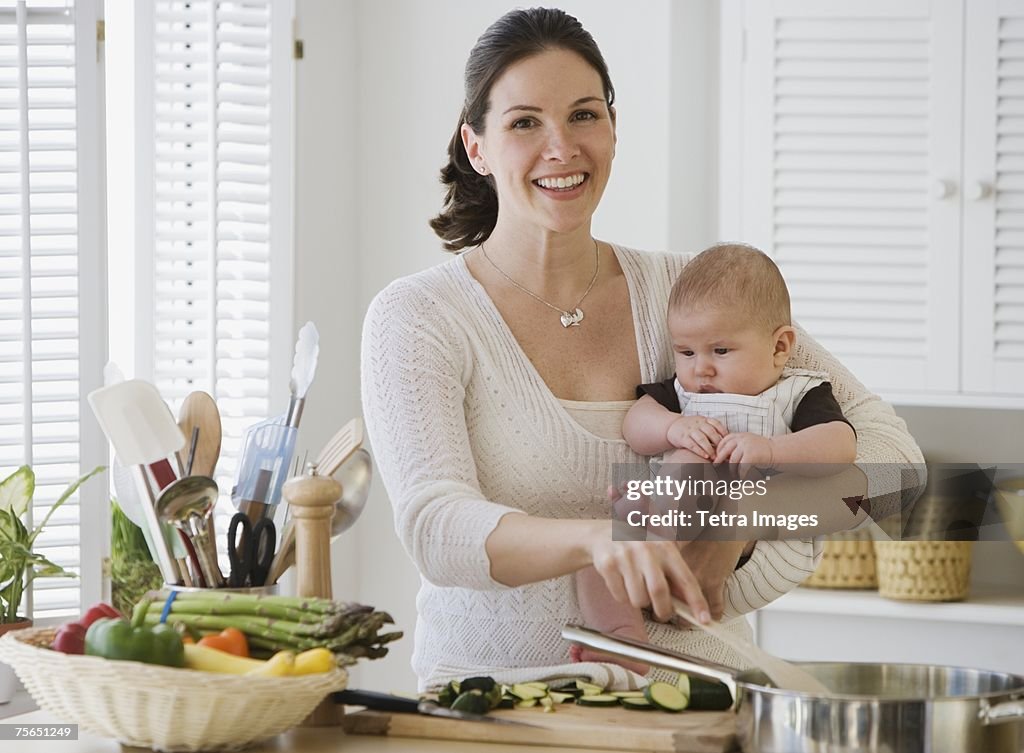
[803, 529, 877, 589]
[873, 541, 973, 602]
[0, 627, 347, 752]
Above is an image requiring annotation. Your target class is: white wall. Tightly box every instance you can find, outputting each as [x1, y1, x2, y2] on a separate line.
[293, 0, 716, 692]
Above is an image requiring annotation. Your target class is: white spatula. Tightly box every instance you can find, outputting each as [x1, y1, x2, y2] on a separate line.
[89, 379, 187, 584]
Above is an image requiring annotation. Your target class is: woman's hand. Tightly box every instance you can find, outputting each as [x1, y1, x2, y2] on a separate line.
[587, 523, 711, 624]
[666, 416, 727, 460]
[678, 540, 753, 621]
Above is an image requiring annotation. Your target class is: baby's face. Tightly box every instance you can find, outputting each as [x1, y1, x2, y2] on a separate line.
[668, 307, 787, 396]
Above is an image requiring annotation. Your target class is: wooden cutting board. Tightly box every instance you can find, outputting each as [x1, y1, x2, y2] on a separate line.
[338, 703, 738, 753]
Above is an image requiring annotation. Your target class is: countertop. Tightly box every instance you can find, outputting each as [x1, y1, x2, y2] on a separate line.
[0, 709, 638, 753]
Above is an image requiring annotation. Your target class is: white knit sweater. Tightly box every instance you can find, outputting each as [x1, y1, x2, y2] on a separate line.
[361, 245, 924, 690]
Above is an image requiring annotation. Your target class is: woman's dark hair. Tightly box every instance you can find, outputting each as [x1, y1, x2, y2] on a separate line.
[429, 8, 615, 252]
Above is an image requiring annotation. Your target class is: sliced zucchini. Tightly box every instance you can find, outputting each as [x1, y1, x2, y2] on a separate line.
[496, 696, 515, 709]
[686, 676, 733, 711]
[539, 695, 556, 713]
[521, 681, 549, 691]
[620, 697, 656, 710]
[643, 681, 689, 712]
[451, 689, 491, 714]
[459, 676, 496, 693]
[515, 698, 538, 709]
[576, 694, 621, 707]
[548, 691, 575, 704]
[610, 690, 646, 699]
[436, 681, 459, 707]
[576, 681, 606, 696]
[509, 683, 548, 701]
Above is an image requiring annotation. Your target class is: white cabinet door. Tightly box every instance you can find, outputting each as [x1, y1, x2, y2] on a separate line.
[733, 0, 964, 394]
[963, 0, 1024, 396]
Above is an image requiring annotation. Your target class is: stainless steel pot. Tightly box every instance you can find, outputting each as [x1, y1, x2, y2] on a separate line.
[563, 625, 1024, 753]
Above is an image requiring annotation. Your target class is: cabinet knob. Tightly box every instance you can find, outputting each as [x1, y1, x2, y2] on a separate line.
[932, 179, 956, 200]
[966, 181, 993, 201]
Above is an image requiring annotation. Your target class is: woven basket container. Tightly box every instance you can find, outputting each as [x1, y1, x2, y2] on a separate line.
[873, 541, 974, 602]
[0, 627, 347, 752]
[803, 529, 877, 589]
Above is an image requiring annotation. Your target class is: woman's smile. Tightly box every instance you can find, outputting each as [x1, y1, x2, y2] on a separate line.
[533, 171, 590, 198]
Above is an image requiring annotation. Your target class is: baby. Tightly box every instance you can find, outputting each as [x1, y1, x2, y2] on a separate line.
[572, 243, 857, 671]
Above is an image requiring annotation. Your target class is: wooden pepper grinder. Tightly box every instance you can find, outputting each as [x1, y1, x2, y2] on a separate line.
[283, 462, 344, 725]
[282, 462, 341, 599]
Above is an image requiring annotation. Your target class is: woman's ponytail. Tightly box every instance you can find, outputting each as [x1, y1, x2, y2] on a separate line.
[429, 113, 498, 252]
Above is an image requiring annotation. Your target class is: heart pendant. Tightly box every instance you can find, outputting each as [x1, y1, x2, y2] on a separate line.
[560, 308, 584, 328]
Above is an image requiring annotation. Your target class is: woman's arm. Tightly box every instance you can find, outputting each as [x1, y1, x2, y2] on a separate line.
[485, 515, 710, 622]
[361, 280, 524, 591]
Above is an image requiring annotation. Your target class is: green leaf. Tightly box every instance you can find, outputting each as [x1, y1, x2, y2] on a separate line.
[0, 466, 34, 517]
[0, 465, 101, 623]
[27, 465, 105, 547]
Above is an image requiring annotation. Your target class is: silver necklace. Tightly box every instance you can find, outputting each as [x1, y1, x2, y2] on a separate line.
[480, 240, 600, 328]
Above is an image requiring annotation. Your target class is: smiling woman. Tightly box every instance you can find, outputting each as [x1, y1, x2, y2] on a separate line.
[361, 7, 924, 692]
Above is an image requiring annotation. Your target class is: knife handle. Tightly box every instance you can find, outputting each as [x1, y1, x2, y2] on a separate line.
[333, 689, 420, 713]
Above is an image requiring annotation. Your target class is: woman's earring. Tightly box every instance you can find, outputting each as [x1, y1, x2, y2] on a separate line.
[477, 164, 488, 175]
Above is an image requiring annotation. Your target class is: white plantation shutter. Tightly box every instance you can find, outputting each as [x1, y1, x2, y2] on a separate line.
[963, 0, 1024, 395]
[135, 0, 293, 540]
[0, 0, 104, 620]
[735, 0, 963, 394]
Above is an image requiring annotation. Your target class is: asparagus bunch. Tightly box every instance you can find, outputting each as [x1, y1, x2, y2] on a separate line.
[143, 590, 402, 662]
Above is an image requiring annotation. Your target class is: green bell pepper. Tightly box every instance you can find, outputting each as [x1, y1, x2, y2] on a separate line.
[85, 597, 184, 668]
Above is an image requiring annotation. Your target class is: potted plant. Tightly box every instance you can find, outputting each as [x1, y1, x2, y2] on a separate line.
[0, 465, 103, 702]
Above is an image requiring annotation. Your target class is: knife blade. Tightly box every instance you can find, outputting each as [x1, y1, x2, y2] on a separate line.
[333, 689, 541, 728]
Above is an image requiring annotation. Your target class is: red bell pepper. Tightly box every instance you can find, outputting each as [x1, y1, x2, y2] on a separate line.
[81, 603, 122, 629]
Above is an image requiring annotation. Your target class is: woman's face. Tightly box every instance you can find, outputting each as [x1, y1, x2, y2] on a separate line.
[463, 48, 616, 239]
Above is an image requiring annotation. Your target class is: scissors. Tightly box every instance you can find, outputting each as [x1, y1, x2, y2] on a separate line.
[227, 513, 276, 588]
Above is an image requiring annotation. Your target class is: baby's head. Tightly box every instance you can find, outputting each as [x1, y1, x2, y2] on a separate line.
[668, 243, 796, 396]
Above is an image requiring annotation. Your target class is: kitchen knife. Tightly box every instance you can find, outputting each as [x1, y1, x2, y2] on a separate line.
[332, 689, 541, 728]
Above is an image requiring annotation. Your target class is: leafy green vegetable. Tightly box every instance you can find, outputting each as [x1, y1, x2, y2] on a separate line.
[109, 500, 162, 616]
[0, 465, 105, 623]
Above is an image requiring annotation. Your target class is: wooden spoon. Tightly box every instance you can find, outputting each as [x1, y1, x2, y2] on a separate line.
[177, 391, 222, 477]
[672, 598, 830, 693]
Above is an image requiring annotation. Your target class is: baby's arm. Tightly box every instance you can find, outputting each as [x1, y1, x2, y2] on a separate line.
[623, 395, 679, 455]
[714, 422, 856, 473]
[624, 396, 726, 459]
[765, 421, 856, 467]
[714, 381, 857, 475]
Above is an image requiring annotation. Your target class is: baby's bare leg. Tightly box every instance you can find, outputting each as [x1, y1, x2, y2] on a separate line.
[572, 566, 650, 674]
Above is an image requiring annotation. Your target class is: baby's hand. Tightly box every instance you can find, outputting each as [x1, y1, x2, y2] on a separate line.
[666, 416, 727, 460]
[714, 432, 774, 477]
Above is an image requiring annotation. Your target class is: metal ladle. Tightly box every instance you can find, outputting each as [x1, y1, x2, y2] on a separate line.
[155, 475, 225, 588]
[331, 448, 372, 535]
[266, 449, 373, 584]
